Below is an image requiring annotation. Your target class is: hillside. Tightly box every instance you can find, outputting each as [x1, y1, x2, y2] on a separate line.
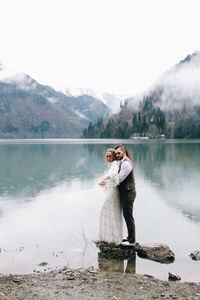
[0, 65, 109, 138]
[83, 52, 200, 139]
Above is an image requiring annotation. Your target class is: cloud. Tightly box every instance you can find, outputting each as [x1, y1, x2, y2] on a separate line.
[152, 51, 200, 110]
[0, 65, 37, 91]
[128, 51, 200, 112]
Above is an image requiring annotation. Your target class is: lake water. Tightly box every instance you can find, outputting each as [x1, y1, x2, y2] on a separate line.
[0, 139, 200, 282]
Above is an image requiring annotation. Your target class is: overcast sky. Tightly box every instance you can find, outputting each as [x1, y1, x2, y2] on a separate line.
[0, 0, 199, 95]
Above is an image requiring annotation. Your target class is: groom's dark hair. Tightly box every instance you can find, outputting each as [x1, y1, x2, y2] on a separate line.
[114, 144, 125, 152]
[115, 144, 132, 161]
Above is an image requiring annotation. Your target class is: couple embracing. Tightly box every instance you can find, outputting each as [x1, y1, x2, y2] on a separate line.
[99, 144, 137, 247]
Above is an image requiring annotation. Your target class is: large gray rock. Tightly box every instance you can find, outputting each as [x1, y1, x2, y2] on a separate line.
[95, 241, 136, 260]
[189, 251, 200, 260]
[95, 241, 175, 263]
[137, 243, 175, 264]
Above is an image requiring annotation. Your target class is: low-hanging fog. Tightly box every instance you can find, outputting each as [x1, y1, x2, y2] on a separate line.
[128, 51, 200, 112]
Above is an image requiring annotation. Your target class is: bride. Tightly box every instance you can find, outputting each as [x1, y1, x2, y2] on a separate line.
[98, 148, 123, 244]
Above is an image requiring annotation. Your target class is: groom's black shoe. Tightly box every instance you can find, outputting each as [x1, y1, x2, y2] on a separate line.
[121, 241, 139, 248]
[122, 238, 129, 242]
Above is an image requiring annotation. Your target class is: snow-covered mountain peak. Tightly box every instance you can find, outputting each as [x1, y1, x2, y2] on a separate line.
[59, 86, 128, 113]
[0, 65, 36, 90]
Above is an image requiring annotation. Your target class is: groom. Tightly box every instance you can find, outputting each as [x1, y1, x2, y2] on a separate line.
[114, 144, 137, 247]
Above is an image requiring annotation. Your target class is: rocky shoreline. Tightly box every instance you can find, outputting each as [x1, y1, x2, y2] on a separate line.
[1, 243, 200, 299]
[0, 267, 200, 300]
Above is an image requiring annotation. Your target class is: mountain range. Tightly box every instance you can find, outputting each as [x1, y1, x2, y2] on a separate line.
[1, 51, 200, 139]
[0, 65, 110, 138]
[83, 51, 200, 139]
[60, 87, 127, 113]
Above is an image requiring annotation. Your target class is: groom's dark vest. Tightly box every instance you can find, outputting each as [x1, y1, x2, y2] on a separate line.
[118, 157, 136, 192]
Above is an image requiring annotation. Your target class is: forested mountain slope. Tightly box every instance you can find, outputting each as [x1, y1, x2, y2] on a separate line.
[0, 65, 109, 138]
[83, 52, 200, 138]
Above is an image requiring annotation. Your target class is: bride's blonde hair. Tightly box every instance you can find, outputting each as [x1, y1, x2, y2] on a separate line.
[105, 148, 116, 160]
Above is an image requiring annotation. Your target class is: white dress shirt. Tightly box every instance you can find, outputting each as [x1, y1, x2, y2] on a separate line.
[118, 157, 132, 184]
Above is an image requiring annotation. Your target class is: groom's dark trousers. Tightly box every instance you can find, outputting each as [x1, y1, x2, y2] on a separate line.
[118, 157, 136, 243]
[119, 189, 136, 243]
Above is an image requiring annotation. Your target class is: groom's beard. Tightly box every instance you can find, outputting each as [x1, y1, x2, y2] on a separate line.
[116, 155, 123, 160]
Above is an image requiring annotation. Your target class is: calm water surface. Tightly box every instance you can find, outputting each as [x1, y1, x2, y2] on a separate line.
[0, 139, 200, 282]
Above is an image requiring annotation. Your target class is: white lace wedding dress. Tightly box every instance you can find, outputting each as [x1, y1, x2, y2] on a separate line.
[98, 160, 123, 244]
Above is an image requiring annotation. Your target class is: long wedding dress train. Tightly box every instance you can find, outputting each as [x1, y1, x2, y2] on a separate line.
[98, 160, 123, 244]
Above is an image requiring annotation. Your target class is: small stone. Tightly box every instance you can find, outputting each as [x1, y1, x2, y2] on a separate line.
[196, 293, 200, 296]
[67, 276, 76, 280]
[12, 278, 21, 283]
[168, 272, 181, 281]
[64, 270, 72, 274]
[143, 274, 154, 279]
[39, 262, 48, 266]
[189, 251, 200, 261]
[88, 268, 98, 274]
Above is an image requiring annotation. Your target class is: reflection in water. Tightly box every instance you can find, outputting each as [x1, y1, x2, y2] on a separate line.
[98, 254, 124, 272]
[131, 142, 200, 190]
[128, 142, 200, 221]
[126, 256, 136, 273]
[98, 253, 136, 274]
[1, 141, 200, 221]
[0, 140, 200, 281]
[0, 144, 108, 198]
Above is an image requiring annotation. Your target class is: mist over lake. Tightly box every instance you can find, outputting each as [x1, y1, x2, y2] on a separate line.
[0, 139, 200, 282]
